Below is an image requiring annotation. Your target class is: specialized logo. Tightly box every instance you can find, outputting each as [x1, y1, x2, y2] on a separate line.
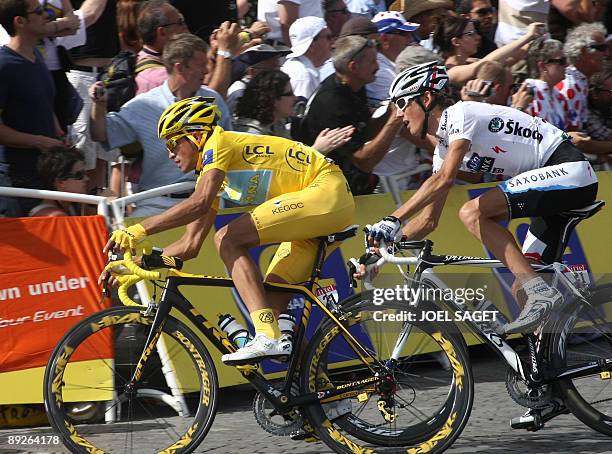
[491, 145, 507, 154]
[272, 201, 304, 215]
[285, 145, 311, 172]
[505, 167, 569, 189]
[488, 117, 504, 132]
[491, 167, 505, 174]
[259, 312, 274, 323]
[466, 152, 495, 172]
[242, 144, 274, 164]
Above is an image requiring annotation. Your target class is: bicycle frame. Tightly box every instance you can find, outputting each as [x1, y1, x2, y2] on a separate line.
[125, 244, 383, 416]
[365, 240, 606, 387]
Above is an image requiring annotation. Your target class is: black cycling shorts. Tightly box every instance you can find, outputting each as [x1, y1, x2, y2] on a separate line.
[498, 141, 598, 263]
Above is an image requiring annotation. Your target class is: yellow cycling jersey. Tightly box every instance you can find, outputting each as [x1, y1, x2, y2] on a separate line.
[196, 126, 341, 206]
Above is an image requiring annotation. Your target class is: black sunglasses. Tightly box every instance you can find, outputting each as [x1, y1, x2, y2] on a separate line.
[348, 38, 377, 61]
[160, 17, 186, 28]
[473, 6, 495, 15]
[62, 170, 86, 180]
[596, 88, 612, 93]
[546, 57, 567, 65]
[589, 43, 608, 52]
[327, 7, 350, 14]
[25, 5, 44, 16]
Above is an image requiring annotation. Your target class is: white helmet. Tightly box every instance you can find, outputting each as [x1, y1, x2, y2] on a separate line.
[389, 61, 449, 102]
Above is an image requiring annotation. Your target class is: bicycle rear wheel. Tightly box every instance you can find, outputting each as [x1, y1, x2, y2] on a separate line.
[550, 283, 612, 436]
[44, 305, 218, 454]
[300, 295, 473, 453]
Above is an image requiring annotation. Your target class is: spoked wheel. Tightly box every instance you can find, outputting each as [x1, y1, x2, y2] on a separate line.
[550, 283, 612, 436]
[44, 306, 218, 453]
[300, 295, 473, 453]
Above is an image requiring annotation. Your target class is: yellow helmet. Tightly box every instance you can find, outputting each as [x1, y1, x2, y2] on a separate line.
[157, 96, 221, 139]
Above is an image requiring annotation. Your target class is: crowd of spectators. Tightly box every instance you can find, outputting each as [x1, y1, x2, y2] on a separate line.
[0, 0, 610, 218]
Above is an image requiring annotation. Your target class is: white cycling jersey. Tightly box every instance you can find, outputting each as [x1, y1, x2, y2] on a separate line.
[433, 101, 568, 177]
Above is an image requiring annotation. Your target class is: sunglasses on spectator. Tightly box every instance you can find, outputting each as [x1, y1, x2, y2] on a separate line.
[596, 88, 612, 93]
[327, 7, 350, 14]
[472, 6, 495, 16]
[589, 43, 608, 52]
[160, 17, 186, 28]
[546, 57, 567, 65]
[462, 30, 477, 37]
[25, 5, 44, 16]
[348, 38, 377, 61]
[393, 95, 418, 111]
[62, 170, 86, 180]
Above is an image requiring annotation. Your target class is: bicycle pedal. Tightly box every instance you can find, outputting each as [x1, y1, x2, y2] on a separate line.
[510, 411, 543, 431]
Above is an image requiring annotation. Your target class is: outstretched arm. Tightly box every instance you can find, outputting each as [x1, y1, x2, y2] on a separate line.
[161, 209, 217, 260]
[391, 139, 470, 221]
[448, 23, 546, 85]
[141, 169, 225, 235]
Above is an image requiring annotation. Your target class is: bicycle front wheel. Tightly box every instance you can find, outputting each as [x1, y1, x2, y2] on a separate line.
[550, 283, 612, 436]
[44, 305, 218, 454]
[300, 295, 473, 453]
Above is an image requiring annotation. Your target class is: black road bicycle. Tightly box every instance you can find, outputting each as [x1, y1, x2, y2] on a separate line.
[43, 226, 472, 454]
[346, 199, 612, 446]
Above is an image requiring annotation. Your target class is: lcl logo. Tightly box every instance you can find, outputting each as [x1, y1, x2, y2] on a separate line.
[285, 147, 310, 171]
[242, 145, 273, 163]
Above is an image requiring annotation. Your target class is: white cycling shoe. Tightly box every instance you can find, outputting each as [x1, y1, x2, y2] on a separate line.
[503, 289, 564, 335]
[222, 333, 292, 365]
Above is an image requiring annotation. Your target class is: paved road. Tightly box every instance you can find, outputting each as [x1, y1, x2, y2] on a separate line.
[1, 349, 611, 454]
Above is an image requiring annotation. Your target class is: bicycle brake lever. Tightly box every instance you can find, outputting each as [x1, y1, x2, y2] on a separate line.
[347, 258, 360, 288]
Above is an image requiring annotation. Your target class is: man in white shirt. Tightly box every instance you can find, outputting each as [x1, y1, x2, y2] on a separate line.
[281, 16, 332, 100]
[257, 0, 323, 46]
[367, 11, 419, 107]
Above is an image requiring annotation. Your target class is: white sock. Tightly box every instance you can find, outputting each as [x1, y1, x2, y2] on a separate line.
[522, 277, 556, 298]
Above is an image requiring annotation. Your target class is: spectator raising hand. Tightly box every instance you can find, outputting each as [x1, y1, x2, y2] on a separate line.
[510, 81, 534, 112]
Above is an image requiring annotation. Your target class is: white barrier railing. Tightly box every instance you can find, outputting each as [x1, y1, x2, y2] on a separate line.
[0, 187, 109, 219]
[1, 183, 196, 421]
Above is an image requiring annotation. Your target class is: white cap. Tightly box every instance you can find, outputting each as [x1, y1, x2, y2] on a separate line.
[372, 11, 419, 34]
[287, 16, 328, 59]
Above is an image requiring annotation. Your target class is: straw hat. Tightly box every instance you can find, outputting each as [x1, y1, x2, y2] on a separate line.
[403, 0, 454, 20]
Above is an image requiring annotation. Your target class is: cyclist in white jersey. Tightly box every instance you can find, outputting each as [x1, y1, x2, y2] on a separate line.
[367, 62, 598, 335]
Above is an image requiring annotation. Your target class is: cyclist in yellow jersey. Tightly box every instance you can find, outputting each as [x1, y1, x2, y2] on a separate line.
[103, 96, 355, 364]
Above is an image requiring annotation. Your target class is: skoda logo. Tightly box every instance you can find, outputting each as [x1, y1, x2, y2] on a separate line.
[488, 117, 504, 133]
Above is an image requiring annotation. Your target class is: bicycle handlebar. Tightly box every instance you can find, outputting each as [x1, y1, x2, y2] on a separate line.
[123, 250, 162, 280]
[103, 248, 183, 307]
[377, 240, 420, 266]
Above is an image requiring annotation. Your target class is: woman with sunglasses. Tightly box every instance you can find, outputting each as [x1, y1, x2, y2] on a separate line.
[29, 147, 89, 217]
[234, 70, 355, 153]
[367, 61, 598, 338]
[432, 17, 547, 87]
[524, 37, 570, 130]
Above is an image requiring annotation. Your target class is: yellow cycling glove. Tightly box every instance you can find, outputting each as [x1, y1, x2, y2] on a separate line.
[109, 223, 147, 252]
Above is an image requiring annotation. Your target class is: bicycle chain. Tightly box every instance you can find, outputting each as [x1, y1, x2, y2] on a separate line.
[505, 367, 553, 409]
[252, 391, 303, 436]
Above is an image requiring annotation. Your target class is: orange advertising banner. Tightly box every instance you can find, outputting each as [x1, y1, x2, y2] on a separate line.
[0, 215, 111, 373]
